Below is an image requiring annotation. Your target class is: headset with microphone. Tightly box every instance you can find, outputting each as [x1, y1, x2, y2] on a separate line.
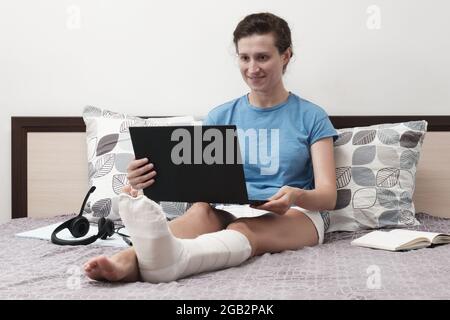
[51, 186, 128, 246]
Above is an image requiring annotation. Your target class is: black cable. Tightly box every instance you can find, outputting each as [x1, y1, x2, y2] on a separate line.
[90, 221, 132, 246]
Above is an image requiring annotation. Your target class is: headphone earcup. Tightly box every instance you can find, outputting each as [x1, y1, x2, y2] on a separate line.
[98, 217, 115, 240]
[69, 216, 90, 238]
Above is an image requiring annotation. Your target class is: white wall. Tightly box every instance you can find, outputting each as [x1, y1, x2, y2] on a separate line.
[1, 0, 449, 223]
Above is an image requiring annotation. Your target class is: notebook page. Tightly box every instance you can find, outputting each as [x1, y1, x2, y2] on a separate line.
[388, 229, 440, 243]
[351, 231, 410, 251]
[351, 231, 402, 251]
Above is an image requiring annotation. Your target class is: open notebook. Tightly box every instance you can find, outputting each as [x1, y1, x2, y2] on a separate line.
[351, 229, 450, 251]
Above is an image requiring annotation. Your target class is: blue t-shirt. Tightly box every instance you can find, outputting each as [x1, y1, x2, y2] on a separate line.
[203, 92, 338, 200]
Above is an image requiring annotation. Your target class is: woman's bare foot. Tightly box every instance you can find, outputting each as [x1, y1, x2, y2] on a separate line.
[84, 248, 140, 282]
[83, 185, 140, 282]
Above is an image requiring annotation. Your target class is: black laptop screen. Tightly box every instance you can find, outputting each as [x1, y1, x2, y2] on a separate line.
[129, 125, 250, 204]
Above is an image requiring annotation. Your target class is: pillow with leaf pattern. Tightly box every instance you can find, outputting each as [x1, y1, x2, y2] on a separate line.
[320, 120, 428, 232]
[82, 105, 198, 221]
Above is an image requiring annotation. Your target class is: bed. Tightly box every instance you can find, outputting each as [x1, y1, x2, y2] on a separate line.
[4, 115, 450, 300]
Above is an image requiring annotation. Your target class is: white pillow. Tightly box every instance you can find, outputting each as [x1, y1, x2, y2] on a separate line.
[82, 106, 197, 221]
[321, 120, 428, 232]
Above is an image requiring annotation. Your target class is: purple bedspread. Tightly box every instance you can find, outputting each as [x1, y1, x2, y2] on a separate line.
[0, 213, 449, 300]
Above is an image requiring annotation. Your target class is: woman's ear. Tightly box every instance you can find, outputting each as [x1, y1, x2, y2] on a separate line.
[282, 47, 292, 64]
[281, 47, 292, 73]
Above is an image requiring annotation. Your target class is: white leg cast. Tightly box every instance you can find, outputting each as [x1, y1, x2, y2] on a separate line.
[119, 194, 252, 283]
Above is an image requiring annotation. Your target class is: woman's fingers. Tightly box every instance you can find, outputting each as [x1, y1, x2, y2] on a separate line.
[130, 170, 157, 183]
[127, 163, 154, 179]
[129, 171, 156, 188]
[135, 179, 155, 190]
[126, 156, 157, 190]
[127, 158, 148, 171]
[251, 200, 275, 211]
[252, 199, 289, 215]
[268, 189, 286, 201]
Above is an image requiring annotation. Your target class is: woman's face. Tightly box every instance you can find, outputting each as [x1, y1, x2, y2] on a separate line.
[237, 33, 290, 94]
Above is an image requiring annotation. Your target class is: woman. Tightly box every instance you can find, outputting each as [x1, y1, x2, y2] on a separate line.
[84, 12, 338, 283]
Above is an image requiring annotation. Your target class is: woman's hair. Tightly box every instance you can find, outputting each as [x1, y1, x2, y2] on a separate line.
[233, 12, 293, 72]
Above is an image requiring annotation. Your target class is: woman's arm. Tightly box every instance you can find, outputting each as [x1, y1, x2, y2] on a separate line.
[294, 137, 337, 211]
[251, 137, 337, 214]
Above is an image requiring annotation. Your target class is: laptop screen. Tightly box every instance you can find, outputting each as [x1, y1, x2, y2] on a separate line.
[129, 125, 251, 204]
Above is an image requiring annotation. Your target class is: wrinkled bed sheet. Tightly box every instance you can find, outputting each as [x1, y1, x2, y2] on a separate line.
[0, 213, 449, 300]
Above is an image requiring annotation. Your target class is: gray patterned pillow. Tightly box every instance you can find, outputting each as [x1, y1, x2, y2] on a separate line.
[82, 106, 197, 221]
[321, 120, 428, 232]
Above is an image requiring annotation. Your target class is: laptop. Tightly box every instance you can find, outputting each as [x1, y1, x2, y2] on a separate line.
[129, 125, 268, 205]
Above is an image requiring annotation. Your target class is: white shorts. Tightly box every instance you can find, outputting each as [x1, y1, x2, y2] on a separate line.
[214, 204, 325, 245]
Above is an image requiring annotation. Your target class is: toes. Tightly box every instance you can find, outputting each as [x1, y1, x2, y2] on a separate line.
[83, 256, 109, 280]
[84, 264, 103, 280]
[84, 256, 122, 281]
[83, 259, 97, 272]
[95, 256, 116, 273]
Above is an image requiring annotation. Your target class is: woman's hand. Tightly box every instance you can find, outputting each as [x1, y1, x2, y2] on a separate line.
[122, 158, 157, 196]
[250, 186, 303, 215]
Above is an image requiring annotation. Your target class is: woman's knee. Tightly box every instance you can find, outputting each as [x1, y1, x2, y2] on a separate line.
[185, 202, 214, 219]
[184, 202, 224, 227]
[226, 219, 257, 255]
[189, 202, 213, 213]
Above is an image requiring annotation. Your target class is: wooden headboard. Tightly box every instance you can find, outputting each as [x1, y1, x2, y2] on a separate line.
[11, 116, 450, 219]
